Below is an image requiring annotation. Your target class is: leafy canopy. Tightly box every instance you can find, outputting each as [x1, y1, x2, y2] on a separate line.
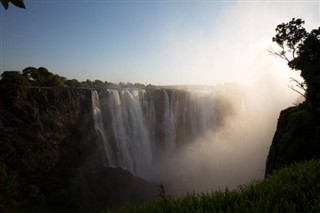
[0, 0, 25, 9]
[272, 18, 320, 106]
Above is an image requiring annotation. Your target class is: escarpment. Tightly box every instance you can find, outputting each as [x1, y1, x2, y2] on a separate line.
[0, 87, 156, 213]
[265, 104, 320, 176]
[0, 87, 95, 174]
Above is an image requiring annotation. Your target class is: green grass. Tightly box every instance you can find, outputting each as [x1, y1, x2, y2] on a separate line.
[109, 159, 320, 213]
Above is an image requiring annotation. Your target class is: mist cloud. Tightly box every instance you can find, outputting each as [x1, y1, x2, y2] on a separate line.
[140, 4, 318, 193]
[143, 85, 299, 195]
[159, 1, 318, 87]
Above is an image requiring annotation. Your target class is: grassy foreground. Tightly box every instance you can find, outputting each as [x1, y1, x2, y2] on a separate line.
[109, 160, 320, 213]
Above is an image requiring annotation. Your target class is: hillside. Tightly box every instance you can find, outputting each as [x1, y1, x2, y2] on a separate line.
[111, 159, 320, 213]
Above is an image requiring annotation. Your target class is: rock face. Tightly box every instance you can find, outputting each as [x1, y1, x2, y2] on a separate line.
[265, 104, 320, 176]
[0, 87, 95, 173]
[0, 87, 156, 213]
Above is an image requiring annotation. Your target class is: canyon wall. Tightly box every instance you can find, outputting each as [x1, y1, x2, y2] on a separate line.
[265, 104, 320, 176]
[0, 87, 156, 213]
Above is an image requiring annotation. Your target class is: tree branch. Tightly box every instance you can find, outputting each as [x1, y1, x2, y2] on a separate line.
[288, 77, 307, 98]
[268, 47, 290, 63]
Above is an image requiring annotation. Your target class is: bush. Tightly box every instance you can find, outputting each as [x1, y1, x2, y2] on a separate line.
[111, 160, 320, 213]
[0, 162, 17, 212]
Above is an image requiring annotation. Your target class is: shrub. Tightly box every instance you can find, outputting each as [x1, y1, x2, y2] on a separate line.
[110, 160, 320, 213]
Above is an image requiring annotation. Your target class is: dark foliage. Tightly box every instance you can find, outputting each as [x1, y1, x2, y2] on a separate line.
[1, 67, 155, 90]
[272, 18, 320, 106]
[266, 19, 320, 175]
[0, 71, 30, 110]
[0, 0, 25, 10]
[22, 67, 65, 87]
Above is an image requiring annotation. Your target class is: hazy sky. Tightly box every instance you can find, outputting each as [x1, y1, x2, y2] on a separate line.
[0, 0, 319, 85]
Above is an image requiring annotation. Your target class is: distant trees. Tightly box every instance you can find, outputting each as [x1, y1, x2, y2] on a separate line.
[117, 82, 150, 89]
[0, 67, 156, 90]
[0, 71, 30, 92]
[271, 18, 320, 106]
[0, 0, 25, 9]
[65, 79, 83, 88]
[22, 67, 65, 87]
[0, 71, 30, 108]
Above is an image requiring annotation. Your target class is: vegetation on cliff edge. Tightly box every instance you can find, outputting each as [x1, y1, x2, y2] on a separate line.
[0, 67, 156, 91]
[271, 18, 320, 107]
[265, 19, 320, 175]
[110, 160, 320, 213]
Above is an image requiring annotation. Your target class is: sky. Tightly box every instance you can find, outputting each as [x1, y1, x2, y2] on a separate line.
[0, 0, 319, 86]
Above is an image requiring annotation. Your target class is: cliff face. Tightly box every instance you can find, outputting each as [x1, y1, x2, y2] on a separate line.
[265, 104, 320, 176]
[0, 87, 95, 173]
[0, 87, 156, 213]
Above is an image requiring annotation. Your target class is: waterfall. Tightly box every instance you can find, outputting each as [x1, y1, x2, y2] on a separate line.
[91, 90, 115, 166]
[164, 90, 176, 151]
[92, 88, 221, 176]
[104, 89, 153, 174]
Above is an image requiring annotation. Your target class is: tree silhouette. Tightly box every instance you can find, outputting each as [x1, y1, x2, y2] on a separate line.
[22, 67, 65, 87]
[0, 0, 25, 9]
[271, 18, 320, 106]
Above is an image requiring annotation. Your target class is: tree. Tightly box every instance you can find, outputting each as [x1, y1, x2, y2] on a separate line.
[0, 0, 25, 9]
[22, 67, 64, 87]
[93, 79, 104, 88]
[0, 71, 30, 88]
[271, 18, 320, 106]
[0, 71, 30, 97]
[0, 71, 30, 109]
[65, 79, 82, 87]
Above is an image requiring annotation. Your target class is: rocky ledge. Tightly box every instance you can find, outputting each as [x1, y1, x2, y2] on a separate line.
[265, 104, 320, 176]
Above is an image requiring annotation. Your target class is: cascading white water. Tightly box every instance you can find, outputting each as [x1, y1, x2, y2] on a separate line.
[93, 88, 221, 177]
[90, 84, 294, 194]
[105, 89, 153, 174]
[91, 90, 115, 166]
[164, 90, 176, 151]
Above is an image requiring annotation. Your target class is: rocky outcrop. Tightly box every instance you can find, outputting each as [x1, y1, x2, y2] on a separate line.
[265, 104, 320, 176]
[0, 87, 156, 213]
[0, 87, 95, 175]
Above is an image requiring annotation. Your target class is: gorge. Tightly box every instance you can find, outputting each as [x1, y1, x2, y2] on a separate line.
[0, 83, 296, 212]
[1, 5, 319, 210]
[93, 84, 298, 193]
[93, 88, 236, 177]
